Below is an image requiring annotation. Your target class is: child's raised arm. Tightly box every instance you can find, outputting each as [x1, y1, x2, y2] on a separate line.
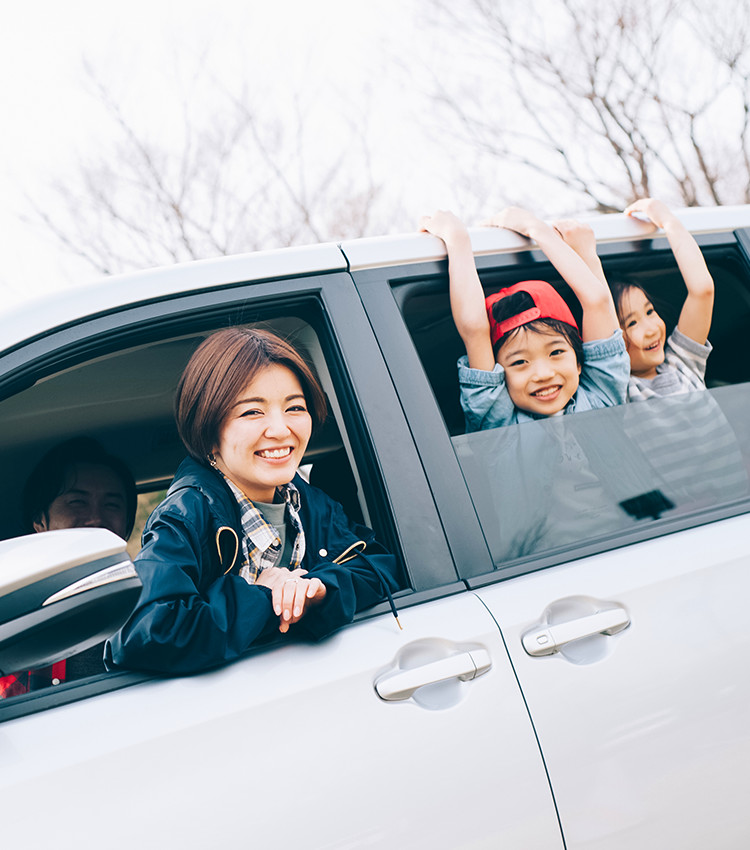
[484, 207, 620, 344]
[552, 218, 608, 287]
[625, 199, 714, 345]
[419, 210, 496, 371]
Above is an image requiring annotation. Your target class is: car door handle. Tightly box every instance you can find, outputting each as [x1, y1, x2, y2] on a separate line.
[375, 649, 492, 701]
[522, 607, 630, 657]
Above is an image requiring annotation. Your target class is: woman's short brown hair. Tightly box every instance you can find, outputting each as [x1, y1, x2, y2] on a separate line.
[175, 327, 328, 463]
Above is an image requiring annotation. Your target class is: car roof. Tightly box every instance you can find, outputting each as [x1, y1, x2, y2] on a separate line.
[0, 242, 346, 356]
[3, 205, 750, 356]
[341, 205, 750, 269]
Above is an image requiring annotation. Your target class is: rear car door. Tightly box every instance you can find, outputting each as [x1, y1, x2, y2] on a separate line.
[356, 220, 750, 848]
[0, 251, 562, 848]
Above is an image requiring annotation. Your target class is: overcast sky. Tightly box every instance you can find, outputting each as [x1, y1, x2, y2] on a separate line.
[0, 0, 444, 307]
[5, 0, 714, 311]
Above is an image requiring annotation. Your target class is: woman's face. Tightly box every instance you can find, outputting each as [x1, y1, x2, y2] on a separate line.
[213, 364, 312, 503]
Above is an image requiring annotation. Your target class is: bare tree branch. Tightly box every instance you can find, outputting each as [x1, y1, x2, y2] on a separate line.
[427, 0, 750, 212]
[29, 62, 386, 276]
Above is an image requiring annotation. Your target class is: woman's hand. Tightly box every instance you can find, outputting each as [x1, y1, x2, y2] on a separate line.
[256, 567, 327, 633]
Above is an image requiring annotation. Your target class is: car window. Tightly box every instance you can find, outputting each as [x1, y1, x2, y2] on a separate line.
[396, 233, 750, 577]
[0, 298, 406, 708]
[454, 386, 750, 569]
[126, 489, 166, 560]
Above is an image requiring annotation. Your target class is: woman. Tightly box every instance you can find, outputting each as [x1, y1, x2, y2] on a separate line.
[106, 328, 399, 674]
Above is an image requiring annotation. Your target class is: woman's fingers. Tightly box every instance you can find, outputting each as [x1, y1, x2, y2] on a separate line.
[277, 576, 326, 632]
[306, 577, 326, 602]
[278, 578, 298, 631]
[279, 577, 308, 631]
[257, 567, 308, 617]
[257, 568, 323, 631]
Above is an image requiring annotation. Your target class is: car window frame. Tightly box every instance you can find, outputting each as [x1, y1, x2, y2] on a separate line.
[0, 267, 461, 721]
[356, 228, 750, 589]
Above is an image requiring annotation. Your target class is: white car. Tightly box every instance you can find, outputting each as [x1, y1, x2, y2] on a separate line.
[2, 207, 750, 848]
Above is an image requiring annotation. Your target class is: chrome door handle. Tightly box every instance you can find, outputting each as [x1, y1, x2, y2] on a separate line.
[375, 649, 492, 701]
[522, 607, 630, 657]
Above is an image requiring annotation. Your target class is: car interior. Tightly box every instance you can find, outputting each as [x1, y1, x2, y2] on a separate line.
[2, 236, 748, 556]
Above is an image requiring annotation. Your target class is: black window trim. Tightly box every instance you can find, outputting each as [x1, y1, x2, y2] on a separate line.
[0, 267, 466, 721]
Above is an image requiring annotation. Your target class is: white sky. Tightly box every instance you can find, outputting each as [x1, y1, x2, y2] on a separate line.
[0, 0, 443, 307]
[2, 1, 728, 311]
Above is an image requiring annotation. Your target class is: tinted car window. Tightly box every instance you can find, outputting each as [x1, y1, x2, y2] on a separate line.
[454, 385, 750, 569]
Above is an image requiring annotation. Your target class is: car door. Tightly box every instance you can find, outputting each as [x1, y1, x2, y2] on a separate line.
[358, 224, 750, 848]
[2, 593, 564, 849]
[474, 507, 750, 849]
[0, 258, 563, 848]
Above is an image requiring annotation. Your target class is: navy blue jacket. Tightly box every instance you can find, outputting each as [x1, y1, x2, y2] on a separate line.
[106, 458, 399, 674]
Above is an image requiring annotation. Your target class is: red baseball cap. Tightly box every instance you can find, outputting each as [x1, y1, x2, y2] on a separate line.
[485, 280, 579, 349]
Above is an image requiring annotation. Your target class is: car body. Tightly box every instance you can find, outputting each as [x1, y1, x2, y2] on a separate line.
[2, 207, 750, 848]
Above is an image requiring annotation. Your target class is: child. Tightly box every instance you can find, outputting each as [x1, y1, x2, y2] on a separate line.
[419, 207, 629, 432]
[556, 199, 715, 402]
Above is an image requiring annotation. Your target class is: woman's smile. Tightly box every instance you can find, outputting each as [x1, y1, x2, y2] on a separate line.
[213, 364, 312, 502]
[256, 447, 294, 459]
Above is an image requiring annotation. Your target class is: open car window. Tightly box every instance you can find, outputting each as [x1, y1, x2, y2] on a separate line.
[0, 314, 373, 539]
[0, 302, 402, 708]
[396, 231, 750, 578]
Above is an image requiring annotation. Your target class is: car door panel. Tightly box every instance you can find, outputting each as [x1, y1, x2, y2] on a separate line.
[1, 594, 563, 848]
[476, 514, 750, 849]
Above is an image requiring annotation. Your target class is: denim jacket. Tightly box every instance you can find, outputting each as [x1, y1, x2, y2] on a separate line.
[458, 329, 629, 432]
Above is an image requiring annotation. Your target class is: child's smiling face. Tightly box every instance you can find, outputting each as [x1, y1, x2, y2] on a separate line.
[618, 286, 666, 379]
[496, 326, 581, 416]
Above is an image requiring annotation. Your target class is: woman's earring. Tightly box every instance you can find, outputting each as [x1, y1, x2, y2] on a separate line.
[207, 452, 218, 469]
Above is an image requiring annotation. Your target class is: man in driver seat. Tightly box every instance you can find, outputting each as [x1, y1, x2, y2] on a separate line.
[0, 437, 137, 699]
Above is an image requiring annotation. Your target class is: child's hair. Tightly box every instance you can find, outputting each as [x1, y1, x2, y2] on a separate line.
[487, 282, 583, 363]
[610, 278, 662, 328]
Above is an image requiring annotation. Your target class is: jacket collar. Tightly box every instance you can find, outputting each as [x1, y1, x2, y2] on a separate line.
[168, 456, 241, 525]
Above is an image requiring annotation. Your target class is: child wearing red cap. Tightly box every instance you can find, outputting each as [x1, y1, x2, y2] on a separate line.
[419, 207, 629, 431]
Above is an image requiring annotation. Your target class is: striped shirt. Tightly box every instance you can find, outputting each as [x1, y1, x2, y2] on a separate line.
[622, 389, 748, 506]
[627, 328, 711, 402]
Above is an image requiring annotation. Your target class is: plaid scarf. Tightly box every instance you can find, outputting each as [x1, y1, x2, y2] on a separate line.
[218, 472, 305, 583]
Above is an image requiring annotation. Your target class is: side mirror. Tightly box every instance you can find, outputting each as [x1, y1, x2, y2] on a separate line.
[0, 528, 142, 676]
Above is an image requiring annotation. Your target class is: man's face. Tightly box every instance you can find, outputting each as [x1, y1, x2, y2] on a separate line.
[33, 462, 129, 539]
